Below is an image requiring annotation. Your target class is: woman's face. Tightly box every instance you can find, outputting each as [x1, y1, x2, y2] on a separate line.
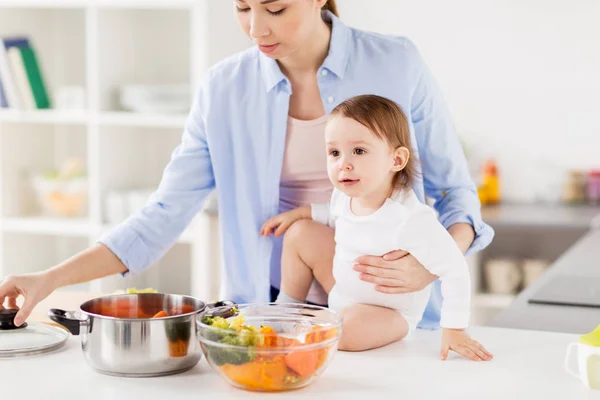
[235, 0, 325, 59]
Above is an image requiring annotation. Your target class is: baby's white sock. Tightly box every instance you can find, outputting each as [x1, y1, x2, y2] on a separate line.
[275, 290, 304, 304]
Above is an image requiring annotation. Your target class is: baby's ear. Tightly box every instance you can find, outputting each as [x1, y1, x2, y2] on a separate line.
[392, 146, 410, 172]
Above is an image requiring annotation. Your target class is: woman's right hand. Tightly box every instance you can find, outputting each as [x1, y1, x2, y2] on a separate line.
[0, 272, 55, 327]
[260, 206, 311, 237]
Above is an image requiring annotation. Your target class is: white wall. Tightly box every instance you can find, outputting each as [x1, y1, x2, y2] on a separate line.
[338, 0, 600, 202]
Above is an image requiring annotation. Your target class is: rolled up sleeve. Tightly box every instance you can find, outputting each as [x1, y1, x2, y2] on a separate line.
[409, 41, 494, 256]
[98, 78, 216, 275]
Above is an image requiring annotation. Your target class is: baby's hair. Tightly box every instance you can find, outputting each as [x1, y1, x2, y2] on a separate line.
[329, 94, 418, 188]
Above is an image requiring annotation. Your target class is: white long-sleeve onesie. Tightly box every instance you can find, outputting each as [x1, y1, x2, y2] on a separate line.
[311, 188, 471, 331]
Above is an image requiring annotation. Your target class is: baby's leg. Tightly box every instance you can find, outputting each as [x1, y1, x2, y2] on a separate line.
[338, 304, 409, 352]
[279, 220, 336, 301]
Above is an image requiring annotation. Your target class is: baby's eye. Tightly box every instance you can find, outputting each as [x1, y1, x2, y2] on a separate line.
[353, 148, 366, 155]
[329, 150, 340, 157]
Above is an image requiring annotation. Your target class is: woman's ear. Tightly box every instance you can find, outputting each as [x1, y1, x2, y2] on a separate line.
[392, 146, 410, 172]
[316, 0, 329, 10]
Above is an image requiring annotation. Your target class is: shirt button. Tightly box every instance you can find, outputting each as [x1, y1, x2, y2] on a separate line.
[327, 96, 334, 104]
[321, 69, 328, 76]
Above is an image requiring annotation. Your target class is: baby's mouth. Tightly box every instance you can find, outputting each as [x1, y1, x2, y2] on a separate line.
[339, 178, 359, 186]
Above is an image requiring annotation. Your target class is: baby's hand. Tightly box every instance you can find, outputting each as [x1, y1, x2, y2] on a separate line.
[260, 206, 311, 237]
[441, 328, 493, 361]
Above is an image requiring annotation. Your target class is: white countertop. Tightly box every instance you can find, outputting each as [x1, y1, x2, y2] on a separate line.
[2, 326, 599, 400]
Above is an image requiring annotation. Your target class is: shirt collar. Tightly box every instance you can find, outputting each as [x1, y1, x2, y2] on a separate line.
[259, 10, 351, 92]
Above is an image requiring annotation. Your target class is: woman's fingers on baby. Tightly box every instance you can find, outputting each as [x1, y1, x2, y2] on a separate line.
[374, 285, 412, 294]
[382, 249, 409, 261]
[359, 274, 401, 287]
[354, 255, 386, 268]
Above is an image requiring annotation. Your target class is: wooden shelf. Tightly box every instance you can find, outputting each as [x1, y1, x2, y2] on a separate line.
[2, 217, 95, 237]
[98, 112, 187, 129]
[0, 0, 226, 300]
[0, 110, 88, 125]
[0, 0, 86, 8]
[0, 0, 196, 9]
[482, 203, 600, 229]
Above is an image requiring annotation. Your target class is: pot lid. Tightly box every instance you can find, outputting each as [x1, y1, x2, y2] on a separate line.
[0, 309, 69, 358]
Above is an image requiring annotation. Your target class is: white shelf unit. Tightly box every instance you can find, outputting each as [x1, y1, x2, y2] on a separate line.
[0, 1, 251, 300]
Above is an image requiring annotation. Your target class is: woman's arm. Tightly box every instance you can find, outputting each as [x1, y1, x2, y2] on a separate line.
[98, 76, 216, 275]
[409, 41, 493, 254]
[448, 223, 475, 254]
[0, 75, 217, 325]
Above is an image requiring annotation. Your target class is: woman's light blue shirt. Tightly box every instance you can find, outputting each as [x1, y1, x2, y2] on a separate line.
[99, 12, 494, 330]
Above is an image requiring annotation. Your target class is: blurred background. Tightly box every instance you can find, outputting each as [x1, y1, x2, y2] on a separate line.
[0, 0, 598, 325]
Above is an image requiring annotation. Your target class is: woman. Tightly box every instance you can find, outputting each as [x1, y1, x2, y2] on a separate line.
[0, 0, 493, 330]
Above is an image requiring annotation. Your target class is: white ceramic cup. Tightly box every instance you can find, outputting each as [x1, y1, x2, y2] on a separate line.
[484, 259, 522, 294]
[565, 342, 600, 390]
[522, 259, 549, 288]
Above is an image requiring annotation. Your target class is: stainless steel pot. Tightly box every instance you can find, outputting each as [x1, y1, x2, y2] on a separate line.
[48, 293, 235, 377]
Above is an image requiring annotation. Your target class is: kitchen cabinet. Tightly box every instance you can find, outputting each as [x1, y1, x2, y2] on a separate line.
[470, 203, 600, 323]
[0, 0, 250, 300]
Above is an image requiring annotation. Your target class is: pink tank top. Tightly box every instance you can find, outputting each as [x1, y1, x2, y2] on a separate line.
[279, 115, 333, 212]
[278, 115, 332, 304]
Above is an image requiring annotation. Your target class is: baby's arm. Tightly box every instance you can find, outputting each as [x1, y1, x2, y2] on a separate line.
[396, 207, 493, 361]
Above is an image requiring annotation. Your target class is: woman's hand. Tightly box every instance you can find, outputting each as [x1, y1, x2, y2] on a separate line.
[260, 206, 311, 237]
[441, 328, 493, 361]
[354, 250, 437, 294]
[0, 272, 56, 327]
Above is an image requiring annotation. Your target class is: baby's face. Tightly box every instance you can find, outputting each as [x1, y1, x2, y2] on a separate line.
[325, 115, 397, 199]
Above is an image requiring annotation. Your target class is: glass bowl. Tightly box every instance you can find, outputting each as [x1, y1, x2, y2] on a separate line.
[197, 303, 342, 392]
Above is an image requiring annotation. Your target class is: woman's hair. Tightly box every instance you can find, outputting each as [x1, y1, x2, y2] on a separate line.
[330, 94, 418, 189]
[322, 0, 339, 17]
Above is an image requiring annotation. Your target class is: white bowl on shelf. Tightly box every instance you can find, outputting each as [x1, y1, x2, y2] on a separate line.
[32, 176, 88, 218]
[119, 84, 190, 114]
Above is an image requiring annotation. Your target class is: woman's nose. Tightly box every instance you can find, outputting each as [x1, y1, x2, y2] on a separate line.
[250, 14, 270, 39]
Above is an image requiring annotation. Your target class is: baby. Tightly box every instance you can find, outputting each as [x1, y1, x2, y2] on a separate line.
[261, 94, 492, 361]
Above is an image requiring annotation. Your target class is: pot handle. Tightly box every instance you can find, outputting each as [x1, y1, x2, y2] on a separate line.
[203, 300, 237, 319]
[207, 300, 236, 309]
[48, 308, 82, 335]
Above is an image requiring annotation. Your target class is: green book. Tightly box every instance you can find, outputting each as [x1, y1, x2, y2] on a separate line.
[18, 46, 50, 109]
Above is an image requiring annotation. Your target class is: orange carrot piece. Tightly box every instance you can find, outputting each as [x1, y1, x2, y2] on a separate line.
[284, 350, 319, 378]
[152, 310, 168, 318]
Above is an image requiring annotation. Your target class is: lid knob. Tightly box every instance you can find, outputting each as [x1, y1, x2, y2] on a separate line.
[0, 309, 27, 330]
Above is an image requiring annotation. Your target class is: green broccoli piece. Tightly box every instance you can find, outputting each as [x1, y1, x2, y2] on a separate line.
[202, 315, 260, 365]
[208, 346, 256, 366]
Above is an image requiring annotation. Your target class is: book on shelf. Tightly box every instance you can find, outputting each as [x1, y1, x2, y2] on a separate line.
[0, 72, 7, 108]
[0, 36, 51, 110]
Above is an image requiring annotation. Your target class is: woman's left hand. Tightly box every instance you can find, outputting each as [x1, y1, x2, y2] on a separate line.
[354, 250, 437, 294]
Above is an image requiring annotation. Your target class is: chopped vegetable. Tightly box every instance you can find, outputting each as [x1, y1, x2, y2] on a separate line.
[202, 312, 338, 391]
[152, 311, 168, 318]
[168, 339, 188, 358]
[220, 355, 289, 391]
[201, 316, 258, 366]
[111, 287, 158, 295]
[284, 350, 319, 377]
